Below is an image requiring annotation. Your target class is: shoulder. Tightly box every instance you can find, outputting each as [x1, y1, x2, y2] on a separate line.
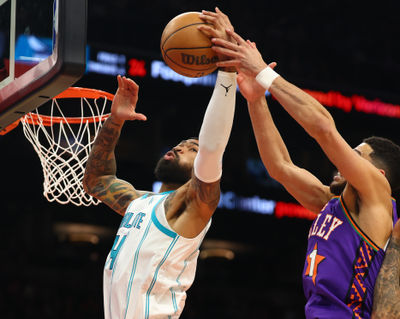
[162, 177, 220, 221]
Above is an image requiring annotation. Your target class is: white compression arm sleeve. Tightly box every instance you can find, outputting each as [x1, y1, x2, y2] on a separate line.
[194, 70, 237, 183]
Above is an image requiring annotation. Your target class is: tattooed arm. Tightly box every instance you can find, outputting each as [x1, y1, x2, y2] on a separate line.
[371, 220, 400, 319]
[83, 76, 147, 216]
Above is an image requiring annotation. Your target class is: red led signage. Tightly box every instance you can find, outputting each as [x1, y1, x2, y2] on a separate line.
[128, 58, 147, 77]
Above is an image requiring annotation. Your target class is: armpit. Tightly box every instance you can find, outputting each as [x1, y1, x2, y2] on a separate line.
[191, 175, 220, 208]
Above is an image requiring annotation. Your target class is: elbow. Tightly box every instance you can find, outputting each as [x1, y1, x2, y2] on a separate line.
[308, 116, 337, 143]
[267, 162, 290, 184]
[199, 139, 225, 154]
[82, 175, 91, 195]
[268, 167, 282, 182]
[82, 171, 95, 196]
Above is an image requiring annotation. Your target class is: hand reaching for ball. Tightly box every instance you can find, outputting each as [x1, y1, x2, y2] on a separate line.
[198, 7, 236, 70]
[198, 7, 234, 44]
[111, 75, 147, 123]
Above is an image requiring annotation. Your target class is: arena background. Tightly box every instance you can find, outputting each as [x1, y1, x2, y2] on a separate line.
[1, 1, 400, 318]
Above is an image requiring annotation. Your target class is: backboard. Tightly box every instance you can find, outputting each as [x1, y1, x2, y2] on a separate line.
[0, 0, 87, 132]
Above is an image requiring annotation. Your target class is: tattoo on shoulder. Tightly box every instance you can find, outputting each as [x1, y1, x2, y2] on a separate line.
[164, 191, 177, 212]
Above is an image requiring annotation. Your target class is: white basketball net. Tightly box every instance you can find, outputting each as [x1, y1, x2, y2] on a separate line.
[20, 90, 112, 206]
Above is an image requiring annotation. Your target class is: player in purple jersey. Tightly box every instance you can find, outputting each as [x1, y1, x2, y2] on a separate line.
[211, 29, 400, 318]
[371, 219, 400, 319]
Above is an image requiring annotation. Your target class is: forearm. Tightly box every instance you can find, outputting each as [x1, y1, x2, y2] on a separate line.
[269, 77, 335, 138]
[83, 116, 124, 189]
[247, 96, 292, 178]
[247, 95, 331, 212]
[372, 236, 400, 319]
[194, 70, 237, 183]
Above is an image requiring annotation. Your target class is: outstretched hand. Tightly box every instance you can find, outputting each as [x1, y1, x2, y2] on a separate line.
[198, 7, 234, 47]
[212, 29, 269, 77]
[111, 75, 147, 122]
[197, 7, 236, 70]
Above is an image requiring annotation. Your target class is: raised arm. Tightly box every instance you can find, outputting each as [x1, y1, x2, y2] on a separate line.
[166, 9, 237, 238]
[190, 8, 237, 218]
[83, 76, 147, 216]
[212, 30, 390, 204]
[372, 220, 400, 319]
[208, 36, 331, 212]
[247, 93, 331, 213]
[167, 69, 236, 239]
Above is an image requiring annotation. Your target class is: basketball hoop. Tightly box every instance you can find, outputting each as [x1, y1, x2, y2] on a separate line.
[20, 87, 114, 206]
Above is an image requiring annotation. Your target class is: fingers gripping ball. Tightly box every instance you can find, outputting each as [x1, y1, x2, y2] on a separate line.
[160, 12, 218, 78]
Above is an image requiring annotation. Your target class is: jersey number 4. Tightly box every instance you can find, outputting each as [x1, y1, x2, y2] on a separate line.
[109, 234, 127, 270]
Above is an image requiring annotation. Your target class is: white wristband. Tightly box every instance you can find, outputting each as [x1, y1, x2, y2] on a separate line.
[256, 67, 280, 90]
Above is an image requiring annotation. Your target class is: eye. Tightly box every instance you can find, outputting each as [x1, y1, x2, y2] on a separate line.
[190, 148, 198, 153]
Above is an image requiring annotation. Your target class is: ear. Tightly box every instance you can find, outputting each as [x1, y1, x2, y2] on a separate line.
[379, 169, 386, 176]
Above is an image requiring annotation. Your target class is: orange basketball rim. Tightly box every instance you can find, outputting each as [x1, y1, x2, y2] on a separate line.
[0, 87, 114, 134]
[1, 86, 114, 206]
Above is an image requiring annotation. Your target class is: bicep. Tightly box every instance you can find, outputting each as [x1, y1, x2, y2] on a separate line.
[276, 163, 332, 213]
[185, 175, 220, 222]
[88, 175, 144, 215]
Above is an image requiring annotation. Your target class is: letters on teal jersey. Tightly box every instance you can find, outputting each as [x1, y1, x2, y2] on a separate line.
[109, 211, 147, 270]
[121, 212, 146, 229]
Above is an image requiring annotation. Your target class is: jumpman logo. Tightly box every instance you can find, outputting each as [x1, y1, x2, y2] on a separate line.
[220, 83, 232, 96]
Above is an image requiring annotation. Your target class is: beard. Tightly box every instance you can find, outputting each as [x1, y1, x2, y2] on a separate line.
[154, 156, 192, 185]
[329, 176, 347, 196]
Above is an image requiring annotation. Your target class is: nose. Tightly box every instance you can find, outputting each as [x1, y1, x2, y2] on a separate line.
[173, 146, 183, 154]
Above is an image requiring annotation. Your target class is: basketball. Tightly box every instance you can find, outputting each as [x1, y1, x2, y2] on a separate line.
[160, 12, 218, 78]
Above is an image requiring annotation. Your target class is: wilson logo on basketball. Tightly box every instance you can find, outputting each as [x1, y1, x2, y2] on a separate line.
[180, 54, 219, 66]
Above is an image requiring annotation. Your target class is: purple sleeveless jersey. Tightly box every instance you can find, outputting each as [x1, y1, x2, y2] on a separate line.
[303, 196, 397, 319]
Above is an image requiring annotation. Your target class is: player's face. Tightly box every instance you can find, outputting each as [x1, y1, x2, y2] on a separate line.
[154, 139, 199, 185]
[169, 139, 199, 168]
[329, 142, 374, 195]
[329, 171, 346, 196]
